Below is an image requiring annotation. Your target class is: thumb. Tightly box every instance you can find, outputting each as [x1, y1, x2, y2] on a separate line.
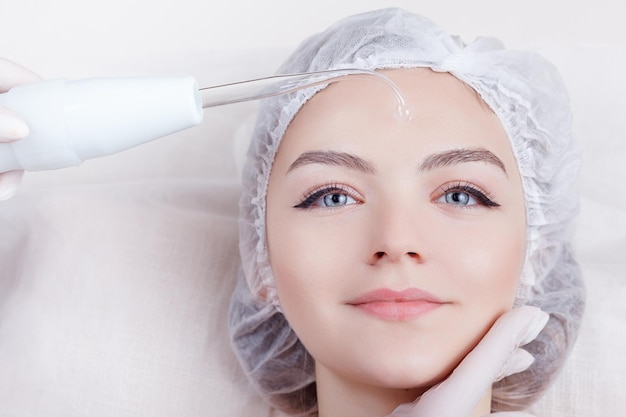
[389, 306, 548, 417]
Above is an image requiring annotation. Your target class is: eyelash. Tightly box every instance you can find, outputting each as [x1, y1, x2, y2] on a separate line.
[436, 181, 500, 208]
[293, 181, 500, 210]
[294, 183, 361, 209]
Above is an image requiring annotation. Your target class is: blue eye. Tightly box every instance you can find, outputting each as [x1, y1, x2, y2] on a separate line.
[440, 190, 477, 206]
[436, 183, 500, 208]
[294, 186, 359, 209]
[321, 193, 356, 207]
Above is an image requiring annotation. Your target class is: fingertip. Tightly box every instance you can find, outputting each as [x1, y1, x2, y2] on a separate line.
[495, 348, 534, 381]
[517, 307, 549, 346]
[0, 107, 30, 142]
[0, 58, 43, 91]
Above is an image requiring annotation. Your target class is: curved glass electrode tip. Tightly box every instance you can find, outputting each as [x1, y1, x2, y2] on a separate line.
[199, 68, 412, 121]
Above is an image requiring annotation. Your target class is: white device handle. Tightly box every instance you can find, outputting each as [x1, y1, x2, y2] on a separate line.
[0, 76, 203, 172]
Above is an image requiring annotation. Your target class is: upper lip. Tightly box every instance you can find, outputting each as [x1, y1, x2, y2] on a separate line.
[347, 287, 445, 305]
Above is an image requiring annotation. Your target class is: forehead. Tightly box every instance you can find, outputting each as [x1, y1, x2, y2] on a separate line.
[276, 68, 517, 175]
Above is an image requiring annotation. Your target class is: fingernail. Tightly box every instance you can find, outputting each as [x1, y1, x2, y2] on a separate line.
[518, 307, 549, 346]
[0, 107, 30, 142]
[495, 348, 535, 381]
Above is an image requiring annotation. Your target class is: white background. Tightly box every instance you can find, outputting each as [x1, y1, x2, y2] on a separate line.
[1, 0, 624, 79]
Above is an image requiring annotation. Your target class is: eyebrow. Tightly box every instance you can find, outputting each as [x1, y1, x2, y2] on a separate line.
[286, 147, 507, 176]
[419, 147, 507, 176]
[287, 150, 376, 174]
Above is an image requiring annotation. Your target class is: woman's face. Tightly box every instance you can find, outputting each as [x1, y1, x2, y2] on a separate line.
[265, 68, 526, 391]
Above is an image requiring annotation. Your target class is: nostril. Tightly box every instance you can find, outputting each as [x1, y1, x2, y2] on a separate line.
[369, 251, 421, 264]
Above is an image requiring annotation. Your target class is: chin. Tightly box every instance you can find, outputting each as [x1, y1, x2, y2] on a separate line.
[349, 353, 457, 392]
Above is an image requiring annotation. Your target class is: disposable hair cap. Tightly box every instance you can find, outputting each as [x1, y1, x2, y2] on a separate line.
[229, 7, 585, 415]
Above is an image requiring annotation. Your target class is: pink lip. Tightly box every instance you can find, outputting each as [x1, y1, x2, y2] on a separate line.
[347, 288, 446, 321]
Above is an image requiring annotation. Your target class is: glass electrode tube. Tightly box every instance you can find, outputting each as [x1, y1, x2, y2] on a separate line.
[199, 68, 412, 121]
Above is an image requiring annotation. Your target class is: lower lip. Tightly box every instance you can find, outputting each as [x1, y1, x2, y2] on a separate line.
[352, 300, 442, 321]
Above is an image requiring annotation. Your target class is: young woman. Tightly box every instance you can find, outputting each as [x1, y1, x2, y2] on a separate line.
[229, 8, 585, 417]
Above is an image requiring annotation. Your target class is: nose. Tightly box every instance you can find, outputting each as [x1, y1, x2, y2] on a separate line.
[366, 202, 426, 265]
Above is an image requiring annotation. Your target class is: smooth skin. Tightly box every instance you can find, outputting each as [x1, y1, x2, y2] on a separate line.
[266, 68, 527, 417]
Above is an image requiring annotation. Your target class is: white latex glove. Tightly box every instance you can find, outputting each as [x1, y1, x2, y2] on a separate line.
[388, 306, 549, 417]
[0, 58, 42, 200]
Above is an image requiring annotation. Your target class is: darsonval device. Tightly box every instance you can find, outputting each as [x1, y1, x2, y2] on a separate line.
[0, 69, 410, 172]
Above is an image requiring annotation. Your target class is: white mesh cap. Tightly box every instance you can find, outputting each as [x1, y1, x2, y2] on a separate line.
[229, 7, 585, 414]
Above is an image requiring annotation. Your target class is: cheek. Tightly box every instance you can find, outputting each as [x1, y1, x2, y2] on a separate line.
[267, 213, 358, 319]
[438, 215, 526, 309]
[266, 216, 365, 365]
[423, 213, 526, 375]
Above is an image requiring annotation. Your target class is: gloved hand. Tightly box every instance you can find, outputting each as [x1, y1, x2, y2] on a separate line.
[0, 58, 42, 200]
[387, 306, 549, 417]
